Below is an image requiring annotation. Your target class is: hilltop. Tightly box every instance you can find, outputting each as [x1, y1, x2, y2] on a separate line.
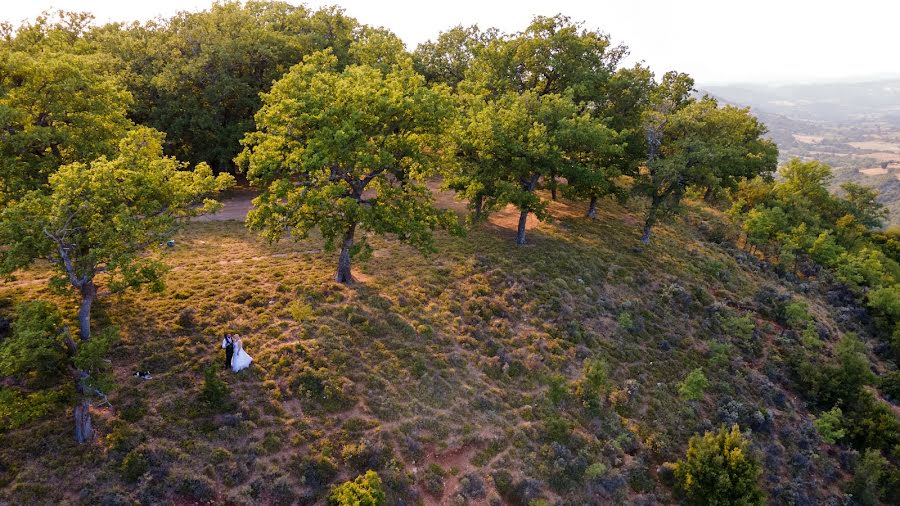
[0, 188, 886, 504]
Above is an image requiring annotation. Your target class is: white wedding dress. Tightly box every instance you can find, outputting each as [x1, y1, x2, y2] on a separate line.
[231, 340, 253, 372]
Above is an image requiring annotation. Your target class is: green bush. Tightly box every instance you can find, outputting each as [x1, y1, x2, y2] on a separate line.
[0, 301, 66, 384]
[673, 425, 764, 506]
[0, 386, 69, 430]
[199, 364, 230, 410]
[848, 449, 889, 506]
[120, 447, 150, 482]
[679, 368, 709, 401]
[328, 470, 385, 506]
[813, 407, 845, 444]
[576, 358, 609, 410]
[879, 371, 900, 401]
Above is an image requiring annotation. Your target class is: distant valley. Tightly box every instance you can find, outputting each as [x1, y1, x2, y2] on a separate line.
[703, 79, 900, 226]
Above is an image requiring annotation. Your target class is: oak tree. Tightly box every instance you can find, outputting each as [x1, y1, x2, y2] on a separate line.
[237, 50, 460, 283]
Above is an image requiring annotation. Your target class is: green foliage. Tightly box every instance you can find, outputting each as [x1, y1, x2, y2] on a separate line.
[119, 447, 150, 482]
[835, 247, 891, 288]
[813, 407, 845, 444]
[679, 368, 709, 401]
[238, 50, 460, 279]
[0, 301, 66, 383]
[793, 334, 873, 409]
[880, 371, 900, 401]
[0, 126, 233, 337]
[848, 449, 889, 506]
[88, 2, 360, 171]
[448, 15, 626, 238]
[199, 364, 230, 411]
[719, 314, 755, 341]
[0, 386, 70, 431]
[413, 25, 495, 88]
[783, 301, 812, 330]
[673, 425, 764, 506]
[72, 326, 119, 393]
[0, 47, 131, 200]
[575, 358, 609, 409]
[327, 470, 385, 506]
[640, 93, 777, 242]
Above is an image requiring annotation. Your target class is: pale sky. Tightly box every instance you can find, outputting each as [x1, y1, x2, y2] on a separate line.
[4, 0, 899, 84]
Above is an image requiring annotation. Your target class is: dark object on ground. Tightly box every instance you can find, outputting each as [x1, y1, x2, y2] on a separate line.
[133, 371, 152, 380]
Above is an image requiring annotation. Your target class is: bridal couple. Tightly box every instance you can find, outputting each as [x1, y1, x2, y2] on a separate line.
[222, 333, 253, 372]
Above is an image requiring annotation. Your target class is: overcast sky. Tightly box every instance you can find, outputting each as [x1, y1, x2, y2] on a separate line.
[4, 0, 898, 85]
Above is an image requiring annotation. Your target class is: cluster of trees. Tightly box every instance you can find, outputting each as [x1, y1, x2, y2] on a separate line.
[729, 160, 900, 503]
[1, 5, 779, 285]
[730, 159, 899, 358]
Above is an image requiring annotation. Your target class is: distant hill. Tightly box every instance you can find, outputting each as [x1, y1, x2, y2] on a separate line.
[704, 79, 900, 124]
[702, 80, 900, 227]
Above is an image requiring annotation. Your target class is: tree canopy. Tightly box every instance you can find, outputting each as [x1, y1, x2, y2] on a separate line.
[0, 48, 132, 200]
[0, 126, 234, 339]
[237, 50, 460, 282]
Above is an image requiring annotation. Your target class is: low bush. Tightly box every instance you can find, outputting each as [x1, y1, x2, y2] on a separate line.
[679, 368, 709, 401]
[328, 470, 385, 506]
[673, 425, 764, 506]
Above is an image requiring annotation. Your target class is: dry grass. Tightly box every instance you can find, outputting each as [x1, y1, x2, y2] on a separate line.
[0, 192, 870, 504]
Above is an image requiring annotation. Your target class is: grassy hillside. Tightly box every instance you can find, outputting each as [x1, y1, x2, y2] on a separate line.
[0, 190, 885, 504]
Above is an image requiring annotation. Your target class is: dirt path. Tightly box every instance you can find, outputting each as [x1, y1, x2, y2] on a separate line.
[193, 188, 258, 222]
[194, 180, 541, 235]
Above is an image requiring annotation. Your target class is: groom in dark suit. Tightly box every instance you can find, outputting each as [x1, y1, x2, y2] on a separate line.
[222, 333, 234, 369]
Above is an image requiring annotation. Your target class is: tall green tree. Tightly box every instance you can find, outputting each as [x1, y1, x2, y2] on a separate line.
[85, 1, 360, 171]
[0, 48, 132, 201]
[565, 63, 655, 218]
[237, 50, 460, 283]
[450, 89, 618, 244]
[0, 126, 233, 340]
[468, 15, 626, 201]
[0, 126, 232, 441]
[413, 25, 497, 89]
[638, 91, 777, 244]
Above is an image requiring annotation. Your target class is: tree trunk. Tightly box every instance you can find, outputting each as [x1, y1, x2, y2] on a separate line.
[335, 223, 356, 284]
[473, 194, 484, 221]
[641, 198, 660, 245]
[74, 398, 93, 443]
[516, 210, 529, 245]
[78, 281, 96, 340]
[703, 186, 715, 203]
[549, 173, 558, 200]
[586, 195, 598, 219]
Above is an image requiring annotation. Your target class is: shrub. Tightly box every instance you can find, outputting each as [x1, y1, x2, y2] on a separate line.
[421, 463, 446, 497]
[720, 314, 755, 341]
[199, 364, 230, 411]
[120, 447, 150, 482]
[0, 386, 69, 430]
[575, 358, 609, 410]
[813, 407, 845, 444]
[847, 449, 889, 505]
[783, 301, 812, 330]
[328, 470, 385, 506]
[673, 425, 764, 506]
[0, 301, 66, 384]
[679, 368, 709, 401]
[879, 371, 900, 402]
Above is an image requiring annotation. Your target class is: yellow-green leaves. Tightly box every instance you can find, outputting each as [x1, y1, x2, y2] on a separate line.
[238, 51, 460, 280]
[0, 48, 132, 200]
[0, 124, 234, 302]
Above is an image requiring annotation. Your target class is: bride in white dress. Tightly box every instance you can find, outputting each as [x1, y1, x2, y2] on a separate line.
[231, 334, 253, 372]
